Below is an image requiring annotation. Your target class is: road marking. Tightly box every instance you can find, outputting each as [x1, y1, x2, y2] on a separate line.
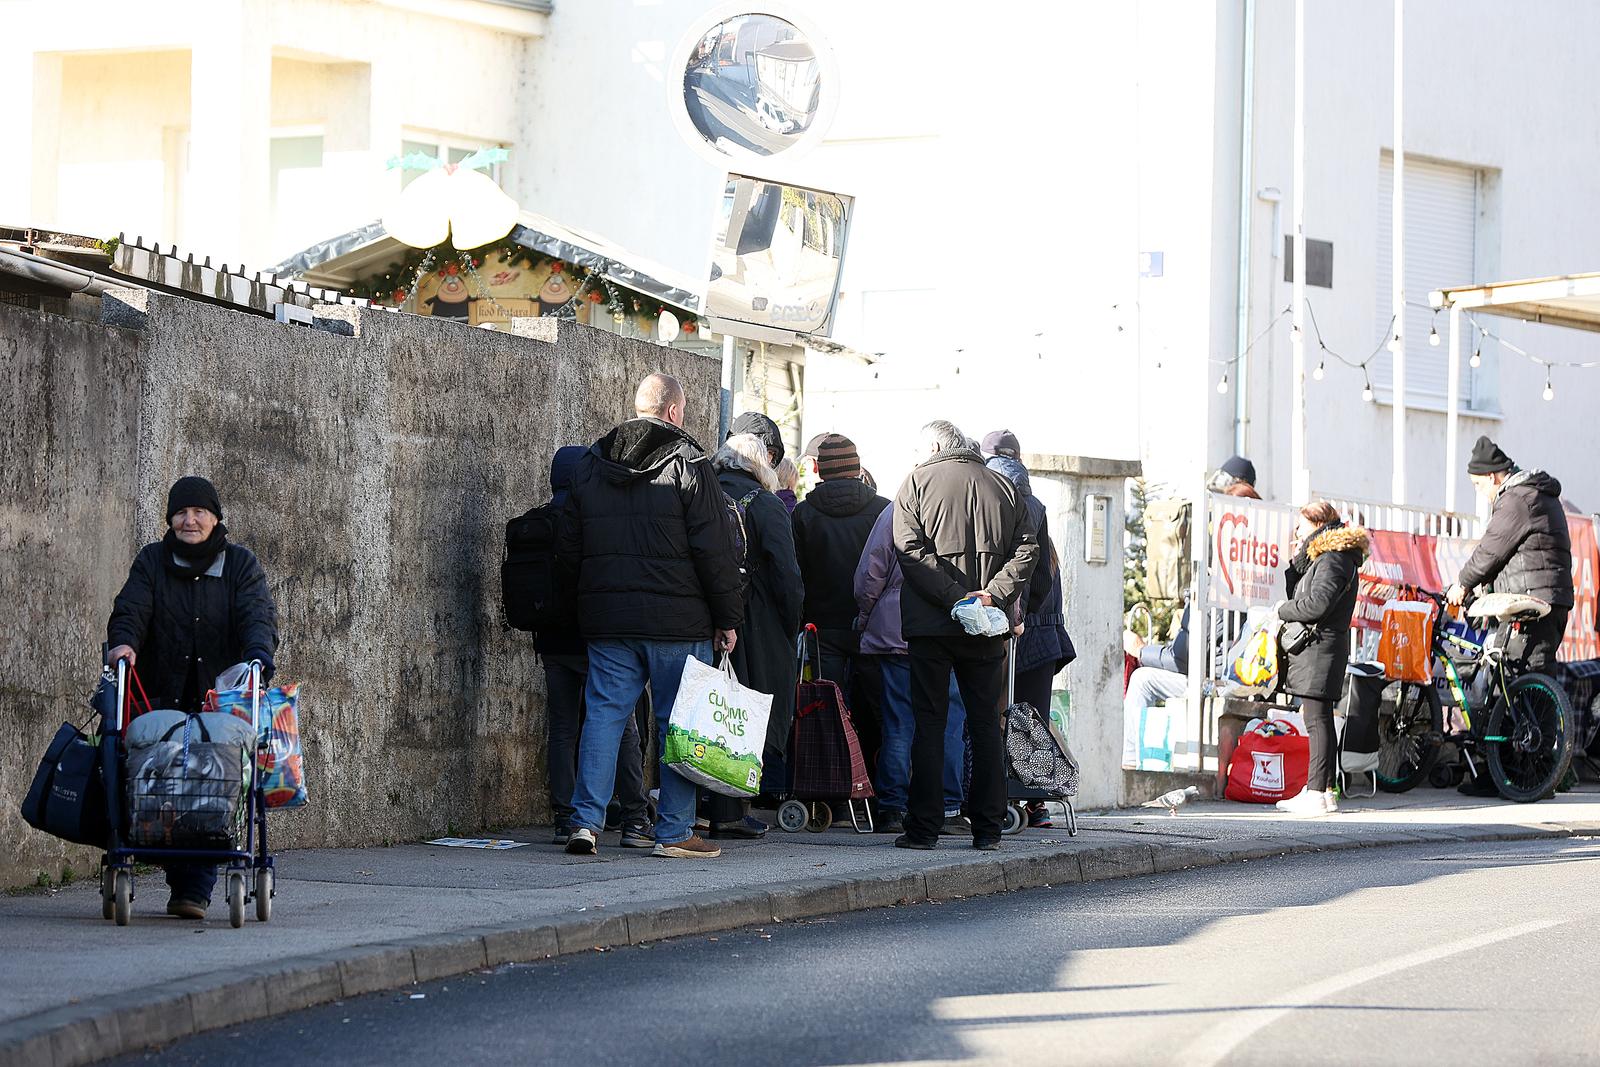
[1178, 918, 1562, 1067]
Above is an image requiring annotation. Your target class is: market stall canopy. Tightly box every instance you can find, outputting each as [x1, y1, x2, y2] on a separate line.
[271, 213, 703, 314]
[1430, 272, 1600, 333]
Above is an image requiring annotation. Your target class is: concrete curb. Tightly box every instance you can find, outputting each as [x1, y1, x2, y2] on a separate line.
[4, 822, 1595, 1067]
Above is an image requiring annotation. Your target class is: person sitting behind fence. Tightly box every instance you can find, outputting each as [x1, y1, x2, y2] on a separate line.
[1208, 454, 1261, 498]
[1122, 603, 1195, 769]
[105, 476, 280, 920]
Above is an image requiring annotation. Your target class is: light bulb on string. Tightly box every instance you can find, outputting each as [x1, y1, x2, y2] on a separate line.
[1543, 369, 1554, 402]
[1313, 360, 1325, 381]
[1429, 325, 1440, 346]
[1361, 372, 1374, 403]
[1386, 334, 1400, 353]
[1217, 373, 1230, 395]
[1469, 346, 1481, 370]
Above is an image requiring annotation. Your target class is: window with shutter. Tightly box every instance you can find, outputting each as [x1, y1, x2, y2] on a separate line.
[1374, 153, 1478, 404]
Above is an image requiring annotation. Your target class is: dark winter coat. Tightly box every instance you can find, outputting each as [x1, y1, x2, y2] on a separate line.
[985, 457, 1073, 674]
[791, 477, 890, 651]
[719, 467, 804, 758]
[558, 417, 744, 642]
[532, 445, 589, 659]
[1458, 469, 1574, 608]
[855, 504, 905, 655]
[1278, 524, 1369, 702]
[107, 542, 279, 710]
[893, 448, 1040, 640]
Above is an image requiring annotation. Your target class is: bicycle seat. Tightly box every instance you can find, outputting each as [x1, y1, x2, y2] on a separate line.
[1466, 592, 1551, 623]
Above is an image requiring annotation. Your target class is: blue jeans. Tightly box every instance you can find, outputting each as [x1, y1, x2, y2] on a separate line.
[570, 638, 711, 845]
[875, 654, 965, 813]
[164, 863, 217, 904]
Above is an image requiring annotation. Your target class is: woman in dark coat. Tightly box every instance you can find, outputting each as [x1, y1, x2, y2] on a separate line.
[1274, 500, 1368, 816]
[106, 476, 279, 918]
[706, 434, 804, 838]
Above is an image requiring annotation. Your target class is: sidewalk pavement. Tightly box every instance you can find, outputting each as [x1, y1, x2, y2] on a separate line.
[7, 786, 1600, 1067]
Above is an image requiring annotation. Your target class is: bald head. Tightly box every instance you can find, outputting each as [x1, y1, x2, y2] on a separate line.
[634, 373, 687, 427]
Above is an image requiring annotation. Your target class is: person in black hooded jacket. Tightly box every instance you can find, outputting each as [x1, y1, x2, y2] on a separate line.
[791, 433, 890, 762]
[106, 475, 279, 919]
[1449, 436, 1573, 671]
[535, 445, 651, 848]
[557, 374, 743, 859]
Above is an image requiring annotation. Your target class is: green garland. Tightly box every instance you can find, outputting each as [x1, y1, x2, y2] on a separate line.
[347, 239, 699, 333]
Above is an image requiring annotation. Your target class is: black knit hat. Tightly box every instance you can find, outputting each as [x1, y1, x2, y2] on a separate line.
[1220, 454, 1257, 486]
[1467, 435, 1514, 475]
[729, 412, 784, 465]
[166, 476, 223, 523]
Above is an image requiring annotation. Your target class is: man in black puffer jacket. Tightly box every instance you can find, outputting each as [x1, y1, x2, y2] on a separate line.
[557, 374, 743, 859]
[791, 433, 889, 712]
[1449, 436, 1574, 671]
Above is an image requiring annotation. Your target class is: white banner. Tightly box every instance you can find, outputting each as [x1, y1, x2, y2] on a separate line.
[1209, 495, 1299, 610]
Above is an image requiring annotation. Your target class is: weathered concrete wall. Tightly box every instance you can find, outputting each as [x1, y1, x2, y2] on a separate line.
[1, 291, 720, 886]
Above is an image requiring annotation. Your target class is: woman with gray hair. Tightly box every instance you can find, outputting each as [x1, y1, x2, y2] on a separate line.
[705, 434, 804, 837]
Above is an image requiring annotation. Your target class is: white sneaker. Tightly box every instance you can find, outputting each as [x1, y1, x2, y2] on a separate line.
[564, 828, 597, 855]
[1274, 789, 1329, 816]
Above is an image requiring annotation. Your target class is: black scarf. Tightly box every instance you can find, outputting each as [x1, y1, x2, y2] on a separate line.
[163, 523, 229, 569]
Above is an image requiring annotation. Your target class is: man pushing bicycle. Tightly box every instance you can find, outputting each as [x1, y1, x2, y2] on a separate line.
[1447, 436, 1574, 672]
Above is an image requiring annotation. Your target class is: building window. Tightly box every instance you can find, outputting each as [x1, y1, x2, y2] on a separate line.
[399, 136, 506, 188]
[1374, 152, 1481, 406]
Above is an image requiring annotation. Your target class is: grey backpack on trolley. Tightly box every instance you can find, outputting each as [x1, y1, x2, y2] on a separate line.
[124, 711, 254, 849]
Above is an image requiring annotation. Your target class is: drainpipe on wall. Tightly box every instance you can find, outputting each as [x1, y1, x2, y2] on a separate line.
[1232, 0, 1257, 457]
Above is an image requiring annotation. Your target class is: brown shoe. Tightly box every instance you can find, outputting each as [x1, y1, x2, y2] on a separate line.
[166, 896, 207, 920]
[650, 834, 721, 858]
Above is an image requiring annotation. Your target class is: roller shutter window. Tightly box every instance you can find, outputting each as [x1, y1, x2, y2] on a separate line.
[1375, 152, 1478, 404]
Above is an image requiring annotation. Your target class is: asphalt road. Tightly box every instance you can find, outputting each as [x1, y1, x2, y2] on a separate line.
[114, 838, 1600, 1066]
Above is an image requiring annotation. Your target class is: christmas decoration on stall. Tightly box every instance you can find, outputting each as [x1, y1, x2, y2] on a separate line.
[348, 238, 702, 335]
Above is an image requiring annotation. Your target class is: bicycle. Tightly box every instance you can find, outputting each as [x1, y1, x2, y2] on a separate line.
[1376, 589, 1574, 803]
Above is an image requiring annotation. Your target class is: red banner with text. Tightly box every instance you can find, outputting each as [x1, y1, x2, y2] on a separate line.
[1564, 515, 1599, 662]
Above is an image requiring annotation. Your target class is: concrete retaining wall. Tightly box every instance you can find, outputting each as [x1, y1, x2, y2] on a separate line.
[0, 292, 720, 887]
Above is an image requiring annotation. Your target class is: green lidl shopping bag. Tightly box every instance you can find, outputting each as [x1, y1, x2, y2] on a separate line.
[663, 654, 773, 797]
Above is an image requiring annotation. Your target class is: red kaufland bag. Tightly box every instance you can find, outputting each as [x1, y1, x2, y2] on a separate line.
[1224, 717, 1310, 803]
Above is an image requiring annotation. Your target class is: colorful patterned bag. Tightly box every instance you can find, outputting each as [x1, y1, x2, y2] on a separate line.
[212, 683, 307, 809]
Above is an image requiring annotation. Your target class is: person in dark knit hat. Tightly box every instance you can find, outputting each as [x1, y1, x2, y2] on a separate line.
[791, 433, 890, 770]
[105, 475, 279, 920]
[1449, 435, 1573, 678]
[1208, 454, 1258, 495]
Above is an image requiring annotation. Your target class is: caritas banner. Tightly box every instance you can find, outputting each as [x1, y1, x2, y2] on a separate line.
[1354, 530, 1443, 630]
[1210, 496, 1297, 610]
[1563, 515, 1599, 662]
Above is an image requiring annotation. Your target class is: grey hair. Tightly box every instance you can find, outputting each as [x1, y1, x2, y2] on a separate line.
[921, 420, 967, 454]
[713, 433, 780, 492]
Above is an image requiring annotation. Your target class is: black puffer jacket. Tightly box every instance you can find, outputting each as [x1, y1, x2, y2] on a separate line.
[107, 542, 279, 710]
[559, 417, 744, 641]
[791, 478, 889, 648]
[719, 468, 804, 757]
[893, 448, 1040, 640]
[1458, 469, 1574, 608]
[1278, 524, 1369, 702]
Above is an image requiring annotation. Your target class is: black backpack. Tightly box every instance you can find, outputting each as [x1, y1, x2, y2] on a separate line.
[502, 502, 567, 633]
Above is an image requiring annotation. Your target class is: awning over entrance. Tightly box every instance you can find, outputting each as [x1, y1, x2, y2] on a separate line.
[1430, 272, 1600, 333]
[270, 213, 704, 314]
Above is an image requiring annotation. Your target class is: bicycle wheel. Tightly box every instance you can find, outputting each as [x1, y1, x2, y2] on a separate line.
[1484, 673, 1573, 803]
[1377, 681, 1440, 792]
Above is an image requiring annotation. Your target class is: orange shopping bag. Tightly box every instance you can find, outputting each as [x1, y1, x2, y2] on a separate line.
[1377, 600, 1434, 682]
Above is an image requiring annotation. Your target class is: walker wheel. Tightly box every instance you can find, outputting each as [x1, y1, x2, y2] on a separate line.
[227, 873, 245, 929]
[777, 800, 808, 833]
[806, 801, 833, 833]
[1002, 803, 1026, 836]
[101, 868, 115, 921]
[113, 871, 132, 926]
[254, 868, 273, 923]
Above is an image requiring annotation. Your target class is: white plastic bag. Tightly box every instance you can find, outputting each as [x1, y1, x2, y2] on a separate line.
[662, 654, 773, 797]
[952, 597, 1010, 637]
